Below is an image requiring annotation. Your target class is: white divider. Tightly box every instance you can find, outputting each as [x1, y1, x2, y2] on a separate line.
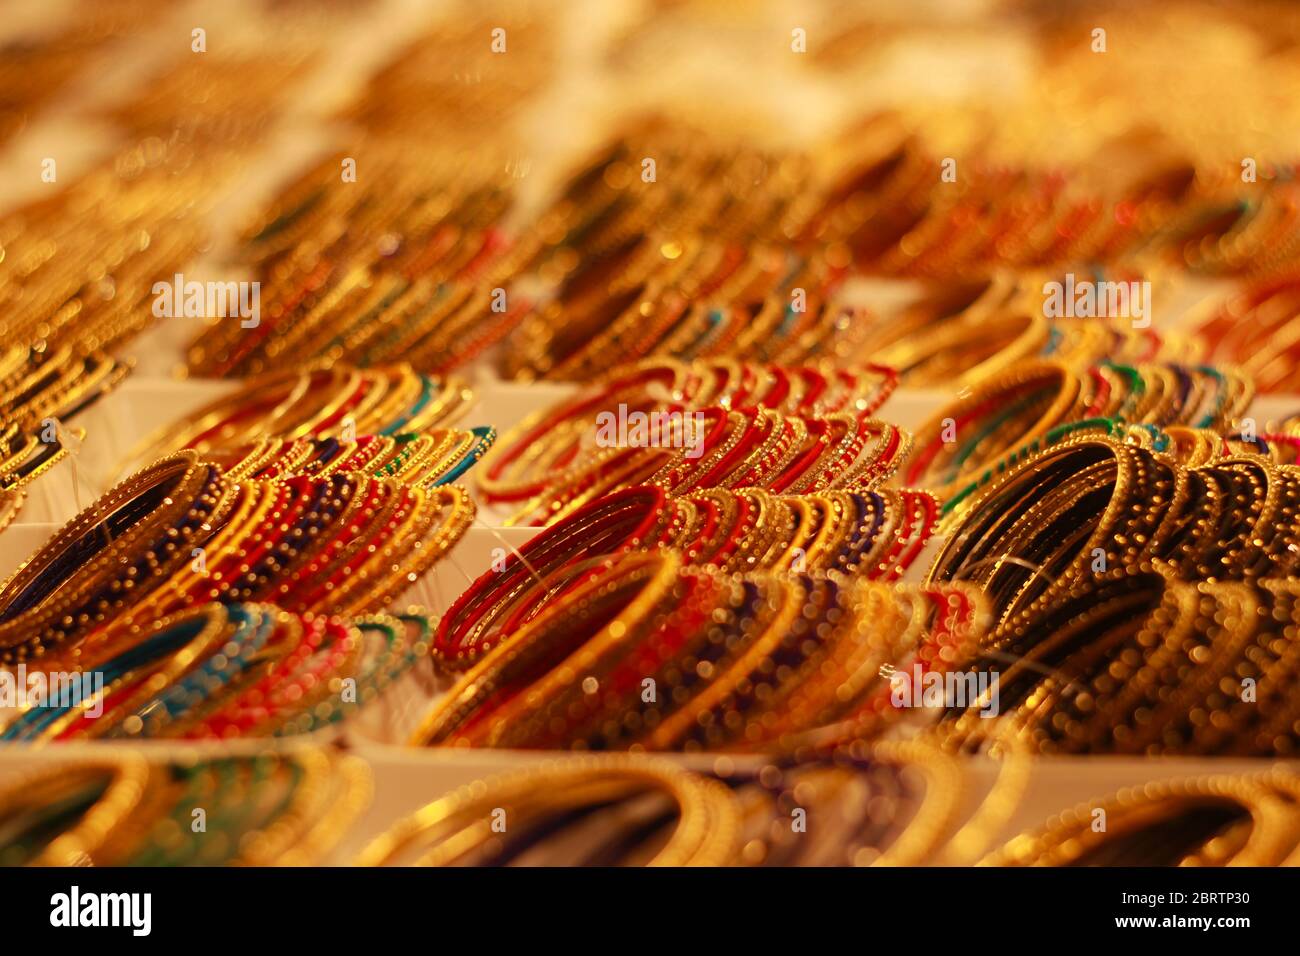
[345, 526, 539, 747]
[75, 377, 242, 491]
[877, 387, 949, 429]
[469, 374, 578, 433]
[1248, 393, 1300, 429]
[0, 523, 58, 584]
[15, 460, 84, 525]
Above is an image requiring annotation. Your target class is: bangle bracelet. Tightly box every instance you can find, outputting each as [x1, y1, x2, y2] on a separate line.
[415, 550, 990, 752]
[904, 360, 1083, 490]
[0, 755, 151, 866]
[357, 754, 741, 867]
[982, 774, 1300, 866]
[432, 484, 941, 671]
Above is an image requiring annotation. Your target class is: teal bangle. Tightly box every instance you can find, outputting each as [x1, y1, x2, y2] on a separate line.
[940, 417, 1120, 516]
[436, 425, 497, 485]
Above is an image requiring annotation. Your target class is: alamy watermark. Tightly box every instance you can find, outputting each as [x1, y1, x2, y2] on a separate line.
[0, 665, 104, 718]
[152, 273, 260, 328]
[1042, 273, 1150, 328]
[50, 886, 151, 936]
[592, 404, 706, 458]
[887, 663, 1000, 718]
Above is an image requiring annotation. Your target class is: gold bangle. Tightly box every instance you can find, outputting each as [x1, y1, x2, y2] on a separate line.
[356, 754, 741, 867]
[981, 774, 1300, 867]
[0, 754, 151, 866]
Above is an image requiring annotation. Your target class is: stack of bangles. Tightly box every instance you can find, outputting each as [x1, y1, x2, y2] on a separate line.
[358, 742, 964, 867]
[1038, 317, 1204, 374]
[0, 138, 215, 360]
[432, 483, 940, 669]
[503, 251, 879, 381]
[357, 759, 1300, 868]
[0, 347, 130, 434]
[809, 133, 1300, 280]
[186, 149, 537, 378]
[930, 415, 1285, 527]
[0, 750, 370, 866]
[900, 358, 1253, 493]
[476, 132, 880, 379]
[822, 276, 1202, 388]
[0, 602, 436, 743]
[0, 427, 80, 497]
[489, 405, 910, 526]
[932, 566, 1300, 758]
[488, 356, 899, 445]
[128, 362, 474, 471]
[479, 359, 905, 525]
[0, 450, 473, 663]
[11, 749, 1298, 867]
[205, 427, 496, 487]
[1219, 428, 1300, 466]
[866, 305, 1051, 387]
[1270, 408, 1300, 451]
[983, 771, 1300, 866]
[925, 435, 1300, 625]
[0, 347, 124, 498]
[412, 550, 988, 751]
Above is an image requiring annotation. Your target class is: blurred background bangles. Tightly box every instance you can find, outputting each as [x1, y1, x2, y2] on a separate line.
[358, 743, 962, 867]
[0, 749, 369, 866]
[983, 771, 1300, 867]
[124, 363, 475, 475]
[0, 602, 439, 743]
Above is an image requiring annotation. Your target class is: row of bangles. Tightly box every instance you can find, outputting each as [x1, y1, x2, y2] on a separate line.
[6, 112, 1300, 392]
[178, 126, 1300, 385]
[6, 747, 1300, 867]
[8, 349, 1300, 750]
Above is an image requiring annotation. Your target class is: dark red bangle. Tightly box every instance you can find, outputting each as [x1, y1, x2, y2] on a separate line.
[432, 486, 675, 667]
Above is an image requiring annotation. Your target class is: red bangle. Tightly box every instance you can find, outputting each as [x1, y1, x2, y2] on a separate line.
[432, 486, 676, 667]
